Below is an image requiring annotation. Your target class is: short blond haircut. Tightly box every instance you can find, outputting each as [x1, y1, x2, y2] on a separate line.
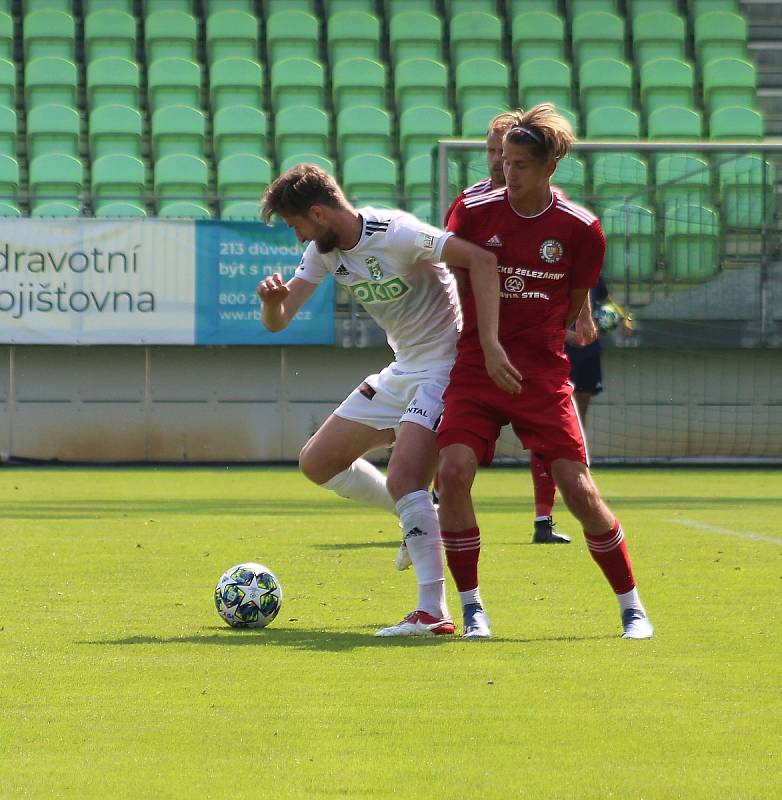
[487, 109, 525, 138]
[503, 103, 575, 162]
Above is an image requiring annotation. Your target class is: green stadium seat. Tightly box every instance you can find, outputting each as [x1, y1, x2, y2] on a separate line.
[325, 0, 375, 12]
[461, 105, 506, 137]
[569, 0, 618, 16]
[221, 200, 261, 220]
[403, 153, 460, 203]
[270, 57, 323, 111]
[664, 203, 720, 281]
[572, 12, 625, 67]
[444, 0, 497, 16]
[552, 155, 586, 202]
[585, 106, 641, 141]
[342, 153, 398, 206]
[626, 0, 678, 20]
[89, 104, 143, 159]
[0, 201, 20, 216]
[211, 57, 264, 113]
[455, 58, 509, 115]
[399, 105, 454, 162]
[26, 57, 78, 109]
[145, 11, 197, 63]
[512, 12, 565, 66]
[695, 12, 748, 67]
[154, 153, 208, 209]
[152, 104, 206, 158]
[409, 201, 433, 223]
[95, 201, 147, 217]
[91, 153, 145, 211]
[23, 10, 76, 61]
[703, 58, 758, 115]
[395, 58, 448, 115]
[648, 106, 704, 164]
[206, 0, 254, 12]
[518, 58, 572, 110]
[0, 58, 13, 109]
[87, 57, 139, 109]
[506, 0, 558, 15]
[337, 105, 393, 161]
[640, 58, 695, 116]
[389, 0, 437, 13]
[655, 154, 712, 212]
[218, 154, 273, 208]
[266, 10, 319, 63]
[333, 57, 387, 115]
[27, 0, 73, 10]
[600, 202, 657, 281]
[0, 105, 14, 156]
[206, 10, 259, 65]
[86, 1, 134, 11]
[690, 0, 740, 23]
[29, 153, 83, 211]
[0, 12, 12, 60]
[143, 1, 194, 13]
[450, 12, 503, 64]
[633, 11, 686, 66]
[718, 155, 776, 228]
[0, 152, 17, 205]
[579, 58, 633, 116]
[85, 10, 136, 62]
[389, 11, 442, 65]
[158, 201, 212, 219]
[709, 106, 764, 141]
[266, 0, 315, 14]
[213, 105, 267, 160]
[148, 57, 201, 114]
[327, 11, 380, 64]
[275, 105, 330, 163]
[279, 153, 335, 174]
[32, 200, 81, 217]
[557, 106, 580, 136]
[592, 153, 649, 209]
[27, 104, 80, 160]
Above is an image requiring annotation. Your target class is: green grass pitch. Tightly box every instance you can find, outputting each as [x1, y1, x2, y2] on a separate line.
[0, 466, 779, 799]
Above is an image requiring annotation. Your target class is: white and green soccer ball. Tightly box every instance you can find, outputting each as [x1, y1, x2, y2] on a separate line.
[594, 302, 622, 333]
[214, 562, 282, 628]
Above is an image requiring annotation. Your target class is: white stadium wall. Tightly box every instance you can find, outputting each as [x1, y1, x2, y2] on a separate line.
[0, 344, 780, 463]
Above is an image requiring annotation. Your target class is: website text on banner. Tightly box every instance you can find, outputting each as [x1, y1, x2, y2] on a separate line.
[0, 220, 334, 346]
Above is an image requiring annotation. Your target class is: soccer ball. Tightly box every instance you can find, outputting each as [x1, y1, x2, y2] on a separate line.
[594, 302, 622, 333]
[214, 562, 282, 628]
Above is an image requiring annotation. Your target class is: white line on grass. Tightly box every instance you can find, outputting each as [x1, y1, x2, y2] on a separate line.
[667, 518, 782, 546]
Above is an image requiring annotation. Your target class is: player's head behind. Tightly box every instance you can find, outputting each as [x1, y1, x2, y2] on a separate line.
[486, 110, 524, 188]
[262, 163, 351, 253]
[502, 103, 575, 197]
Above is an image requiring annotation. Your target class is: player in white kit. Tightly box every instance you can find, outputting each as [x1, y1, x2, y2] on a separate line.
[256, 164, 516, 636]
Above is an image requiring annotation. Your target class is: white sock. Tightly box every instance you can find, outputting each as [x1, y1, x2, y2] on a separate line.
[534, 515, 551, 522]
[396, 490, 448, 618]
[459, 588, 483, 609]
[322, 459, 396, 513]
[617, 587, 645, 614]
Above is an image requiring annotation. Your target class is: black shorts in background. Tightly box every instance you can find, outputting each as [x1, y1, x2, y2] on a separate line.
[565, 340, 603, 395]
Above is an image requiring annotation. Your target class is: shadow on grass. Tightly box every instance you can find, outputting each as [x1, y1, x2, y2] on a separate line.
[77, 628, 615, 652]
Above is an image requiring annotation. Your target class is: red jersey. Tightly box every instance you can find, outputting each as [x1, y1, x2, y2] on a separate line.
[446, 187, 605, 380]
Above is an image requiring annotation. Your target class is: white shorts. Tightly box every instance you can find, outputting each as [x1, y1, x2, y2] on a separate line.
[334, 362, 452, 433]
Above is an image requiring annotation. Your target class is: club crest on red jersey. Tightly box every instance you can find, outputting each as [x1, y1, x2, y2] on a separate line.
[539, 239, 564, 263]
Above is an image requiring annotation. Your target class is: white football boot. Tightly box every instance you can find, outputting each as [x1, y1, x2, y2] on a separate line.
[376, 610, 455, 637]
[621, 608, 654, 639]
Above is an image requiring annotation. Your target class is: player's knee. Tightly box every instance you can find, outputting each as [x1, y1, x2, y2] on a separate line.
[558, 471, 601, 517]
[438, 452, 475, 496]
[298, 439, 329, 485]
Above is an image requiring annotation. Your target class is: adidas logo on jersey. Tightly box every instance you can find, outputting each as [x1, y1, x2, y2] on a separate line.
[334, 264, 350, 277]
[485, 235, 502, 247]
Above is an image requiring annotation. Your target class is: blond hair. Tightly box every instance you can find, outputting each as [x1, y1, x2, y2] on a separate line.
[487, 109, 525, 137]
[504, 103, 575, 162]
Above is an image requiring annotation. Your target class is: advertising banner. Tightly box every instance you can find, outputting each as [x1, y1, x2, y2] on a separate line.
[0, 219, 334, 345]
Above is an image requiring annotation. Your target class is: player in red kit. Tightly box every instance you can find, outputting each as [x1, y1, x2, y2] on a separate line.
[437, 103, 653, 640]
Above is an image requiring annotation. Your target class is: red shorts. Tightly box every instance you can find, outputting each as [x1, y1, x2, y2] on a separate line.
[437, 366, 588, 468]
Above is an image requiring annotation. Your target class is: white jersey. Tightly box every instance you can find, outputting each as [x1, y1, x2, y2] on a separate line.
[295, 207, 461, 368]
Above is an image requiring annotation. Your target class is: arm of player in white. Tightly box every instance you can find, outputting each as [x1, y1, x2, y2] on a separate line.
[256, 274, 317, 332]
[442, 236, 522, 394]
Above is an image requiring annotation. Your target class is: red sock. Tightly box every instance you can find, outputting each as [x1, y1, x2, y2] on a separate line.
[530, 452, 556, 517]
[584, 520, 636, 595]
[441, 527, 480, 592]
